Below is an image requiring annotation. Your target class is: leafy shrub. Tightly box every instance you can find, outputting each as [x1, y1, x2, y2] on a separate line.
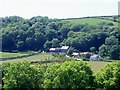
[2, 61, 45, 89]
[44, 61, 95, 88]
[95, 61, 120, 89]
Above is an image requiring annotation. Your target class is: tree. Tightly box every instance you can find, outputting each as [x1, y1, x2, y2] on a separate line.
[100, 36, 120, 58]
[95, 61, 120, 89]
[59, 25, 70, 39]
[109, 45, 120, 60]
[47, 22, 58, 30]
[51, 38, 60, 48]
[44, 41, 52, 51]
[17, 41, 25, 51]
[67, 31, 74, 37]
[46, 29, 56, 41]
[44, 61, 95, 88]
[2, 61, 45, 89]
[26, 37, 35, 50]
[34, 32, 45, 50]
[70, 24, 80, 32]
[2, 31, 16, 51]
[90, 47, 96, 53]
[1, 15, 119, 52]
[99, 44, 108, 57]
[105, 36, 119, 47]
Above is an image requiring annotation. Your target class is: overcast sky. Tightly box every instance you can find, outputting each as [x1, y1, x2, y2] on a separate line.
[0, 0, 119, 19]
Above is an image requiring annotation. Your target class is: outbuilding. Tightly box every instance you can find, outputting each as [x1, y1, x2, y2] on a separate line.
[61, 46, 69, 52]
[72, 52, 79, 56]
[90, 54, 101, 60]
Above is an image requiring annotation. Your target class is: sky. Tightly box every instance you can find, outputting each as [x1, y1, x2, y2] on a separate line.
[0, 0, 119, 19]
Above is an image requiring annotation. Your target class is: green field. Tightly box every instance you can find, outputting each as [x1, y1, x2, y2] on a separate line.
[0, 53, 54, 63]
[66, 18, 118, 27]
[0, 51, 36, 58]
[88, 61, 110, 73]
[0, 52, 28, 58]
[0, 52, 110, 73]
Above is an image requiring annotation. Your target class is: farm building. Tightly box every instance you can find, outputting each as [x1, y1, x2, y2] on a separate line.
[90, 54, 101, 60]
[49, 48, 61, 53]
[49, 46, 69, 53]
[72, 52, 79, 56]
[61, 46, 69, 52]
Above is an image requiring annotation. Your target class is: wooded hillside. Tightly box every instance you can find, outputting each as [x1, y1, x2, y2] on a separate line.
[1, 16, 120, 59]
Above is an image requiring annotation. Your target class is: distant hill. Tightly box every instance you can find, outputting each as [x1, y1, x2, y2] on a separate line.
[62, 15, 118, 27]
[1, 15, 120, 60]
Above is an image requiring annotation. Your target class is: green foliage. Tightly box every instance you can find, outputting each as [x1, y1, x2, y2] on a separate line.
[95, 61, 120, 89]
[105, 36, 119, 46]
[99, 44, 108, 57]
[90, 47, 96, 53]
[1, 16, 120, 60]
[46, 29, 56, 41]
[17, 41, 25, 51]
[109, 45, 120, 60]
[99, 36, 120, 59]
[2, 61, 45, 89]
[2, 60, 120, 89]
[51, 38, 60, 48]
[44, 61, 95, 88]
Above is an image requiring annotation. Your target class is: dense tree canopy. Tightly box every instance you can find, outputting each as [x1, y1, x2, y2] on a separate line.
[2, 61, 46, 89]
[2, 60, 120, 89]
[1, 16, 119, 59]
[44, 61, 94, 88]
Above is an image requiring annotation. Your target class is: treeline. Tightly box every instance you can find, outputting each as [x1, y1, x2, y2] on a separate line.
[1, 61, 120, 89]
[1, 16, 120, 59]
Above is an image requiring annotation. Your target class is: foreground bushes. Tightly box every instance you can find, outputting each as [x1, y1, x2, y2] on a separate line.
[2, 61, 120, 89]
[44, 61, 94, 88]
[2, 62, 46, 88]
[95, 61, 120, 89]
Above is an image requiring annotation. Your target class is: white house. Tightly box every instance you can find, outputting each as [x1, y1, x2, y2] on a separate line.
[90, 54, 101, 60]
[72, 52, 79, 56]
[49, 46, 69, 53]
[49, 48, 61, 53]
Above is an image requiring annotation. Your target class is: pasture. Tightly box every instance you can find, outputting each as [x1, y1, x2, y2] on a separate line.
[0, 52, 54, 63]
[0, 51, 36, 60]
[66, 18, 118, 27]
[0, 52, 28, 58]
[0, 52, 111, 73]
[88, 61, 110, 73]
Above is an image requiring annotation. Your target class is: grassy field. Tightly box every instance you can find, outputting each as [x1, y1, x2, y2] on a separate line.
[0, 51, 36, 58]
[88, 61, 110, 73]
[0, 52, 110, 73]
[66, 18, 118, 27]
[0, 53, 54, 63]
[0, 52, 28, 58]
